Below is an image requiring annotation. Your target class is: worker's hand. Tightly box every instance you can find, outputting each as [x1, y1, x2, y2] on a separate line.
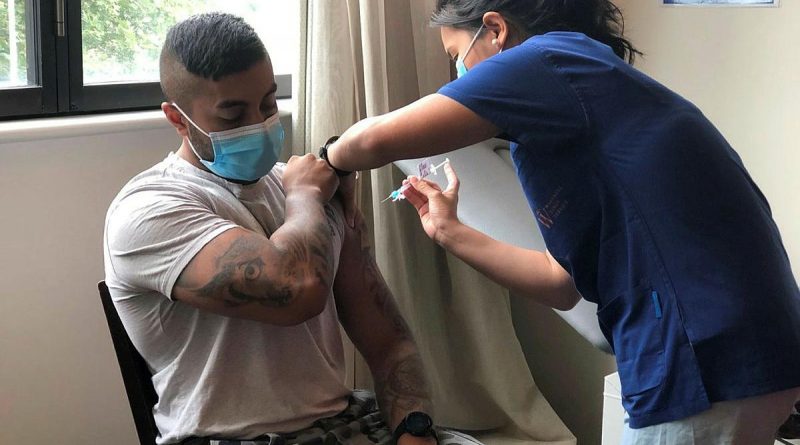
[283, 154, 339, 203]
[337, 171, 358, 228]
[403, 162, 460, 245]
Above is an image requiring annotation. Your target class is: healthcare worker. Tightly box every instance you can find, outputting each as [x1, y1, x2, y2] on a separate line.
[322, 0, 800, 443]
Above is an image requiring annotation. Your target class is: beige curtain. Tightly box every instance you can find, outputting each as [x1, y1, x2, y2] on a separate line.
[294, 2, 575, 444]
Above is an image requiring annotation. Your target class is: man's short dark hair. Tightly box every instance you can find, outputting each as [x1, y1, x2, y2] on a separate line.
[160, 12, 268, 105]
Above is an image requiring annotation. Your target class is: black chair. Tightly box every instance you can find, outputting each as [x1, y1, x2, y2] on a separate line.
[98, 281, 160, 445]
[778, 400, 800, 440]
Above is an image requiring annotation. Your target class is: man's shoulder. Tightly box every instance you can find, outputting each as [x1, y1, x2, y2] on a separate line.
[111, 154, 217, 208]
[106, 156, 212, 231]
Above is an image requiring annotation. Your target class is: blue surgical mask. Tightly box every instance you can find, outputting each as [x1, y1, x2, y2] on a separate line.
[456, 24, 485, 78]
[172, 103, 284, 182]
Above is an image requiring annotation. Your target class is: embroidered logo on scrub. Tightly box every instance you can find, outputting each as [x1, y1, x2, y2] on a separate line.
[536, 186, 569, 229]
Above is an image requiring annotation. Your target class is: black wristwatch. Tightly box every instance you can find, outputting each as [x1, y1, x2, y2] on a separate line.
[318, 136, 353, 177]
[393, 411, 438, 443]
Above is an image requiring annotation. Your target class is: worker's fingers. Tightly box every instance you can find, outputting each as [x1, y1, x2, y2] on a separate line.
[443, 162, 460, 195]
[408, 176, 442, 199]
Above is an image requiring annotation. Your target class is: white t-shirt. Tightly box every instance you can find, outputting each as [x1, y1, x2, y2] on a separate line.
[103, 153, 351, 444]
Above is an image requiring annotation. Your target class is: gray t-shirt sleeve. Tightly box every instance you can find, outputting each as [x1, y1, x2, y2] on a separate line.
[105, 186, 239, 300]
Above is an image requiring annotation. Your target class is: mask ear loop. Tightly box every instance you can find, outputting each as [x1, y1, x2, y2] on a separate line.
[171, 102, 211, 163]
[171, 103, 211, 137]
[460, 23, 485, 66]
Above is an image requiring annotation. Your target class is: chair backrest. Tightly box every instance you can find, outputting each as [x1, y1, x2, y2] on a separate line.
[98, 281, 160, 445]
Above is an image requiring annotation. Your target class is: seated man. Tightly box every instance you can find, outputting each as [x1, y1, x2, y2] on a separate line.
[103, 12, 480, 445]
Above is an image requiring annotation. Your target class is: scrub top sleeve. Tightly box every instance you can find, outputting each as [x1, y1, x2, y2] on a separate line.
[438, 44, 588, 148]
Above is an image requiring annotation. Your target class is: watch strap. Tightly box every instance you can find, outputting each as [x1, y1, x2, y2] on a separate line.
[318, 136, 352, 177]
[393, 412, 438, 443]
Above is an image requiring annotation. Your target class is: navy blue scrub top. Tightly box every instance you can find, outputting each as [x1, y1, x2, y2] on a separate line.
[439, 31, 800, 428]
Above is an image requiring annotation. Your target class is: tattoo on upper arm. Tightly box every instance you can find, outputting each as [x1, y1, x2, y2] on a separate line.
[175, 215, 335, 309]
[177, 234, 292, 307]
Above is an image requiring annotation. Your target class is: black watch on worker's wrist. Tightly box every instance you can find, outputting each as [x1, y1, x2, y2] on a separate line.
[393, 411, 438, 443]
[318, 136, 353, 177]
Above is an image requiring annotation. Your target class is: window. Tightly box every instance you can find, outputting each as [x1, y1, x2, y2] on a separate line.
[0, 0, 298, 119]
[0, 0, 30, 88]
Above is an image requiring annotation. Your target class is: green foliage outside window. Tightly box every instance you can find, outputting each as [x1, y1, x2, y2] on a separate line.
[1, 1, 283, 86]
[82, 0, 195, 83]
[0, 0, 27, 85]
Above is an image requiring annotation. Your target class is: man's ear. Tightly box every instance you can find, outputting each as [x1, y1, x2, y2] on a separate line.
[161, 102, 189, 138]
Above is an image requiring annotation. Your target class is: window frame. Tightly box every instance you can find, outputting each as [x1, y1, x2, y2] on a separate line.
[63, 0, 164, 113]
[0, 0, 57, 118]
[0, 0, 292, 120]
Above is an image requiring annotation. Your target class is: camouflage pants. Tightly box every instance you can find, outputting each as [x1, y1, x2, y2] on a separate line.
[184, 390, 482, 445]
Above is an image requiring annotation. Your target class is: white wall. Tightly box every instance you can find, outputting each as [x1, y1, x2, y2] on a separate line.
[616, 0, 800, 275]
[0, 111, 292, 444]
[0, 117, 173, 444]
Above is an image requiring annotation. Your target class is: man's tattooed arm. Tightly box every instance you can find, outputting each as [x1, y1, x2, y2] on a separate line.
[334, 211, 434, 428]
[171, 194, 337, 326]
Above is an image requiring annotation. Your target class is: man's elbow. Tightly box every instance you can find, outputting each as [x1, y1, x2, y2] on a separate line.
[552, 290, 581, 311]
[295, 299, 328, 324]
[304, 280, 330, 316]
[264, 279, 329, 326]
[294, 277, 330, 320]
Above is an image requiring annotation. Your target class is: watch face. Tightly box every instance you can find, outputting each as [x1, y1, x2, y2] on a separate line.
[406, 412, 433, 435]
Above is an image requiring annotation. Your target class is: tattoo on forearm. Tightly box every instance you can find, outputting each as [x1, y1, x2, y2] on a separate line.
[176, 206, 336, 308]
[353, 217, 432, 423]
[358, 219, 414, 340]
[375, 351, 433, 426]
[323, 204, 341, 238]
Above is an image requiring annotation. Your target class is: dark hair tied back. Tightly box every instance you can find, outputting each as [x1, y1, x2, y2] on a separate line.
[431, 0, 641, 64]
